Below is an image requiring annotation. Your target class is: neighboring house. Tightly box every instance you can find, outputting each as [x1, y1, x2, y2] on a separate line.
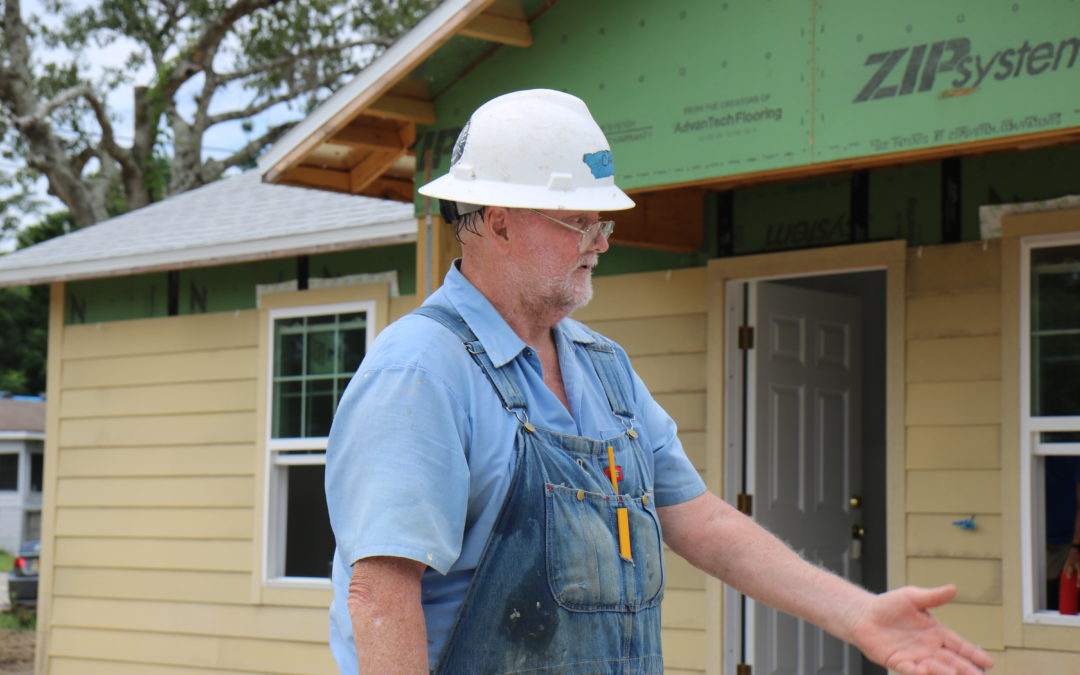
[0, 395, 45, 554]
[0, 1, 1077, 673]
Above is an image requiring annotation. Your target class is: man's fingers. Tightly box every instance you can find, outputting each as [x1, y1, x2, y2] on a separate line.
[910, 584, 958, 611]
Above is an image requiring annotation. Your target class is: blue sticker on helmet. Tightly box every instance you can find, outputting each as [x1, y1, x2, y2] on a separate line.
[582, 150, 614, 179]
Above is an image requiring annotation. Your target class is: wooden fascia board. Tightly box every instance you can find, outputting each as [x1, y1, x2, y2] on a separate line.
[260, 0, 497, 185]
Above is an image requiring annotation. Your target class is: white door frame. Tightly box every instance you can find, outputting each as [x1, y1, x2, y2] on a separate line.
[704, 241, 908, 675]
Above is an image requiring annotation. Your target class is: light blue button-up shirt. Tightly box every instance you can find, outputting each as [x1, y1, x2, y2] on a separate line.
[325, 262, 706, 672]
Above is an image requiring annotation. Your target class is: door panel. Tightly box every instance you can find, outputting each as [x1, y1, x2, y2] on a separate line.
[749, 281, 863, 675]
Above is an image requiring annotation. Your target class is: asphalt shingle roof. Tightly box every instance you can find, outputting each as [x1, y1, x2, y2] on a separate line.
[0, 170, 416, 287]
[0, 398, 45, 433]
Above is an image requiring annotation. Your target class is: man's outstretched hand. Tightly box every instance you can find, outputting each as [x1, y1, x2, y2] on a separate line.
[850, 585, 995, 675]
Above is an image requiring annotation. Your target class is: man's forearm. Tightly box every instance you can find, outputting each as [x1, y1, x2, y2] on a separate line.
[349, 556, 429, 674]
[660, 492, 872, 643]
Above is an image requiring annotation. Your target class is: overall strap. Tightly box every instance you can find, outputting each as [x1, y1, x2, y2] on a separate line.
[581, 334, 636, 419]
[412, 304, 528, 412]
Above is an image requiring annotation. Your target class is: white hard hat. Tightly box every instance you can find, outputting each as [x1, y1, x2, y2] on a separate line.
[418, 89, 635, 211]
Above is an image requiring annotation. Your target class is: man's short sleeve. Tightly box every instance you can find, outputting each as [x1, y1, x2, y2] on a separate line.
[325, 362, 471, 575]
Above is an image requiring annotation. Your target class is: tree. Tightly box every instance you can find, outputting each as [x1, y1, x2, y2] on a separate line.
[0, 211, 71, 395]
[0, 0, 436, 229]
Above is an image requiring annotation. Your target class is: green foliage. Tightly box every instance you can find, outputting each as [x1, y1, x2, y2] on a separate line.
[0, 606, 37, 631]
[0, 213, 72, 396]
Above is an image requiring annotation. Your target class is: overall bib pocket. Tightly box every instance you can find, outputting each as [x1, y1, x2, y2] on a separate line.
[543, 483, 664, 612]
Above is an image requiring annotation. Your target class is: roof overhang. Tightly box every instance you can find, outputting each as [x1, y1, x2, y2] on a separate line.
[259, 0, 534, 199]
[0, 221, 415, 288]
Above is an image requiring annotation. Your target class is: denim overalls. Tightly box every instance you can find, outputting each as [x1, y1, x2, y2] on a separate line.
[415, 305, 666, 675]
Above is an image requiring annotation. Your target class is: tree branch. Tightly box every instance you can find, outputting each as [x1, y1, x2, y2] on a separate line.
[16, 85, 136, 172]
[216, 37, 389, 83]
[209, 120, 296, 175]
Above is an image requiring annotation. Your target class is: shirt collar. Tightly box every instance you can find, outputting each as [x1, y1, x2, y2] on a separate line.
[432, 262, 598, 367]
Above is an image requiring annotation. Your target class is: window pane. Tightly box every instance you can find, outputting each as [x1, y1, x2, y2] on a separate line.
[0, 455, 17, 491]
[284, 464, 335, 578]
[275, 318, 305, 377]
[1032, 245, 1080, 416]
[274, 381, 303, 438]
[306, 316, 337, 375]
[272, 309, 367, 439]
[1034, 335, 1080, 416]
[1043, 455, 1080, 612]
[29, 454, 42, 492]
[305, 378, 336, 438]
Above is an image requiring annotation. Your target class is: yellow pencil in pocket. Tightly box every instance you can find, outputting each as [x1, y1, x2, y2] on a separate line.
[606, 445, 632, 561]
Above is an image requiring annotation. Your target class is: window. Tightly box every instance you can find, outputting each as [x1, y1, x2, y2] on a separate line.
[266, 301, 374, 581]
[0, 454, 17, 491]
[1022, 236, 1080, 623]
[29, 451, 42, 493]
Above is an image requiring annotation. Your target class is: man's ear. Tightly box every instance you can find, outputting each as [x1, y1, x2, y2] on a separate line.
[484, 207, 512, 250]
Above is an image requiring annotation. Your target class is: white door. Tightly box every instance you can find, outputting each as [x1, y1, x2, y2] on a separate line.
[746, 281, 863, 675]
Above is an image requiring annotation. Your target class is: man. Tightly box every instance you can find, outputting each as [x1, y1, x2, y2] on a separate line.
[325, 89, 994, 674]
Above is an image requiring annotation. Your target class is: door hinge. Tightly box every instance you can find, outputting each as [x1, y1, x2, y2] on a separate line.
[738, 325, 754, 350]
[737, 493, 753, 516]
[736, 664, 752, 675]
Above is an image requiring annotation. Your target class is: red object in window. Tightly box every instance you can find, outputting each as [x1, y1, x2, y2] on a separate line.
[1061, 570, 1079, 615]
[13, 557, 25, 572]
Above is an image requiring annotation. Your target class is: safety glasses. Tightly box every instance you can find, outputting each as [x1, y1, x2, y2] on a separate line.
[527, 209, 615, 253]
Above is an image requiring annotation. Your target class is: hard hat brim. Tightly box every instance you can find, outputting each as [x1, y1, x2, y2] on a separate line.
[418, 174, 636, 212]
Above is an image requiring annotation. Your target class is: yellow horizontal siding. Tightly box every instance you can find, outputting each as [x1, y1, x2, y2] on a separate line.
[654, 392, 705, 432]
[905, 240, 1002, 294]
[908, 558, 1002, 604]
[54, 537, 251, 573]
[61, 380, 256, 418]
[906, 290, 1001, 340]
[665, 551, 706, 591]
[906, 336, 1002, 382]
[56, 476, 253, 508]
[54, 507, 252, 539]
[928, 603, 1004, 651]
[905, 381, 1001, 426]
[51, 596, 328, 642]
[661, 627, 707, 671]
[50, 658, 270, 675]
[663, 589, 707, 630]
[680, 431, 705, 471]
[61, 311, 258, 359]
[59, 411, 256, 447]
[48, 626, 336, 674]
[906, 426, 1000, 470]
[57, 445, 254, 478]
[632, 353, 707, 394]
[589, 314, 707, 356]
[906, 514, 1002, 559]
[62, 347, 257, 389]
[1002, 648, 1080, 673]
[906, 470, 1001, 514]
[580, 268, 707, 321]
[53, 568, 252, 605]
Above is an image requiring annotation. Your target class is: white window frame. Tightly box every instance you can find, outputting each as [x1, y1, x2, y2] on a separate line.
[263, 299, 376, 587]
[1019, 231, 1080, 626]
